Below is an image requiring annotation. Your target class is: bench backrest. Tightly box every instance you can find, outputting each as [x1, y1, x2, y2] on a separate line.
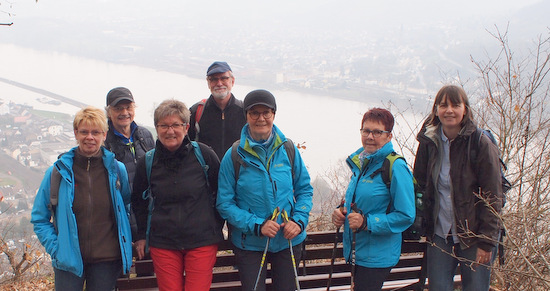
[116, 231, 428, 290]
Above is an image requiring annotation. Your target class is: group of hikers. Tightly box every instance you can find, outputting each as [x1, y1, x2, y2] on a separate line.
[30, 61, 504, 291]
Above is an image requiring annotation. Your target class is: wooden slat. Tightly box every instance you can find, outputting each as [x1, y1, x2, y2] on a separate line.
[116, 232, 434, 291]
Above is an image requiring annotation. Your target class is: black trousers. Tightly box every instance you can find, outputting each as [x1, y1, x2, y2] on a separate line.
[353, 265, 392, 291]
[234, 242, 302, 291]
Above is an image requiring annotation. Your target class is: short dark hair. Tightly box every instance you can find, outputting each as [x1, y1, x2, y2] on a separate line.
[361, 108, 394, 132]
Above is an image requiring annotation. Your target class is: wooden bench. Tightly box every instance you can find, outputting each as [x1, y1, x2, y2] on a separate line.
[116, 230, 428, 291]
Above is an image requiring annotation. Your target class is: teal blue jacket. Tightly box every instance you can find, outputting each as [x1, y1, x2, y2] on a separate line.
[343, 142, 415, 268]
[31, 147, 132, 277]
[217, 124, 313, 252]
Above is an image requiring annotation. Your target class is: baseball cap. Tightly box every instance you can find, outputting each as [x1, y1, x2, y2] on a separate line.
[206, 61, 232, 76]
[243, 89, 277, 112]
[106, 87, 134, 106]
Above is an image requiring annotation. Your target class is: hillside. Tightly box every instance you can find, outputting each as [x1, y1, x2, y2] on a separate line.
[0, 152, 43, 192]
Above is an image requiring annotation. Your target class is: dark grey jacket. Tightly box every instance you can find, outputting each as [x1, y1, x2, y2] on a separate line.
[104, 122, 155, 187]
[413, 120, 503, 251]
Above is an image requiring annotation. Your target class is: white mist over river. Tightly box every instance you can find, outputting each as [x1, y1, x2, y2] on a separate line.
[0, 44, 422, 177]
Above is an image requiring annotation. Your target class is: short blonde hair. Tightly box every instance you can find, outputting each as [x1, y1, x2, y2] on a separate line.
[73, 106, 108, 132]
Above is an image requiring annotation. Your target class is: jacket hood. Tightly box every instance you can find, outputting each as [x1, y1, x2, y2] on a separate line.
[417, 119, 477, 145]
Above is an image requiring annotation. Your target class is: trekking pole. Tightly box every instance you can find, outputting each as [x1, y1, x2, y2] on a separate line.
[282, 210, 301, 291]
[349, 203, 363, 291]
[253, 207, 280, 291]
[327, 200, 345, 291]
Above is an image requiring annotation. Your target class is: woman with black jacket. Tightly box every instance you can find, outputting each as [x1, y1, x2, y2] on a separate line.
[131, 99, 223, 291]
[413, 85, 503, 291]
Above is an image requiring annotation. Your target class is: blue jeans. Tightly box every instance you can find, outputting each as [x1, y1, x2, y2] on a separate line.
[234, 243, 302, 291]
[54, 260, 122, 291]
[427, 235, 495, 291]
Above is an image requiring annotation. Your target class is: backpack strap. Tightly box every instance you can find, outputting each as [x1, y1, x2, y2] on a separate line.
[284, 138, 296, 181]
[370, 152, 404, 188]
[190, 141, 210, 188]
[194, 99, 207, 142]
[367, 152, 405, 214]
[143, 149, 155, 253]
[231, 140, 245, 181]
[49, 166, 61, 233]
[231, 138, 295, 182]
[469, 127, 483, 169]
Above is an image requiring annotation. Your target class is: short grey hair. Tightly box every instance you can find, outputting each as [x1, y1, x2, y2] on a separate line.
[153, 99, 190, 126]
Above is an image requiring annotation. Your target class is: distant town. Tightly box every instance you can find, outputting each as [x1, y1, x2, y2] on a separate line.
[0, 99, 74, 217]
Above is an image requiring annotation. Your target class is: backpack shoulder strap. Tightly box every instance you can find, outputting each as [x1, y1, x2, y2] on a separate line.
[49, 166, 61, 209]
[194, 99, 207, 141]
[370, 152, 404, 188]
[144, 149, 155, 194]
[469, 127, 484, 166]
[143, 148, 156, 253]
[190, 141, 210, 187]
[382, 152, 404, 188]
[231, 140, 245, 182]
[49, 166, 61, 232]
[284, 138, 296, 180]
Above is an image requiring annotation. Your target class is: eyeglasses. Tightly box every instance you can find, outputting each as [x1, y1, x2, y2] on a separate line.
[360, 129, 390, 138]
[248, 110, 273, 120]
[208, 76, 232, 83]
[112, 104, 135, 112]
[156, 123, 187, 131]
[77, 130, 104, 137]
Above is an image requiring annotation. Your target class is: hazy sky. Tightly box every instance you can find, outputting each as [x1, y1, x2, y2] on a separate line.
[2, 0, 544, 30]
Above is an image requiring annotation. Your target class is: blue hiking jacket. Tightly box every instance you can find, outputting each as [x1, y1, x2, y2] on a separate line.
[343, 142, 415, 268]
[31, 147, 133, 277]
[217, 124, 313, 252]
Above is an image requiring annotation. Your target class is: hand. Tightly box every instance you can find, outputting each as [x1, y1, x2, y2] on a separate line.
[347, 212, 364, 231]
[281, 220, 301, 240]
[134, 239, 146, 260]
[261, 220, 281, 238]
[475, 248, 492, 267]
[332, 208, 347, 228]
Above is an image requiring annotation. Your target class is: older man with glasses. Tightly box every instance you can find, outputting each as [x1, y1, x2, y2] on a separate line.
[188, 61, 246, 159]
[104, 87, 155, 188]
[104, 87, 155, 277]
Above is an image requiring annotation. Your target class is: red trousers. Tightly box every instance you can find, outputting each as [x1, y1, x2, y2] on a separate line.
[149, 244, 218, 291]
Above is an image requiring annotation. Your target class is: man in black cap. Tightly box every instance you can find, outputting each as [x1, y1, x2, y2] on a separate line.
[104, 87, 155, 186]
[188, 61, 246, 159]
[104, 87, 155, 278]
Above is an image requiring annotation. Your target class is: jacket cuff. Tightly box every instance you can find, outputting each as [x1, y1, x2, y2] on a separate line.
[290, 218, 305, 233]
[478, 241, 495, 252]
[255, 219, 269, 236]
[357, 214, 368, 232]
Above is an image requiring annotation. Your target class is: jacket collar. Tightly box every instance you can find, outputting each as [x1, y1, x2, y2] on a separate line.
[348, 141, 395, 170]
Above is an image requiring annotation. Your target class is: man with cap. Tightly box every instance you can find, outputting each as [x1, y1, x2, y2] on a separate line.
[104, 87, 155, 278]
[188, 61, 246, 159]
[216, 89, 313, 291]
[104, 87, 155, 186]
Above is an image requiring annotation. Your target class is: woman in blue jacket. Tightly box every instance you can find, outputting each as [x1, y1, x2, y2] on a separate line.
[31, 106, 132, 291]
[217, 89, 313, 291]
[332, 108, 415, 291]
